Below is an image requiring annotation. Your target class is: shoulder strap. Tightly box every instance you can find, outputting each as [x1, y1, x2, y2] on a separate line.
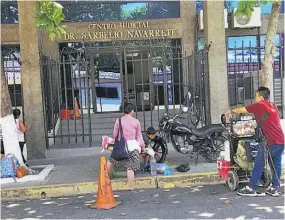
[118, 117, 124, 139]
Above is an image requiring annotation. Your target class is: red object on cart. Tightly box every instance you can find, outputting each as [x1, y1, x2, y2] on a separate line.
[60, 109, 72, 120]
[217, 159, 231, 180]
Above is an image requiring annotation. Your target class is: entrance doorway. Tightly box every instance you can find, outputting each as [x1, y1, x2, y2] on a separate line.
[88, 47, 156, 113]
[89, 49, 123, 113]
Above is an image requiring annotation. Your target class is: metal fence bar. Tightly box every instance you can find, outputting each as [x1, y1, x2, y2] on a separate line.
[140, 52, 146, 131]
[62, 56, 70, 144]
[86, 60, 92, 147]
[39, 56, 49, 149]
[147, 52, 153, 127]
[56, 60, 63, 145]
[178, 52, 182, 109]
[69, 55, 77, 143]
[77, 59, 85, 143]
[11, 60, 17, 108]
[170, 51, 175, 113]
[48, 59, 56, 146]
[131, 54, 138, 116]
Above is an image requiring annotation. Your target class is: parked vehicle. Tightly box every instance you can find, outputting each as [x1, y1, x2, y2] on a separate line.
[158, 110, 228, 163]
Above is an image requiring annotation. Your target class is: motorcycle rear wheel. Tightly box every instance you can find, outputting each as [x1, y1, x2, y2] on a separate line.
[202, 135, 228, 163]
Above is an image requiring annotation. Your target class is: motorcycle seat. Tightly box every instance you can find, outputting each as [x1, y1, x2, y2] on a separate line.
[191, 124, 225, 137]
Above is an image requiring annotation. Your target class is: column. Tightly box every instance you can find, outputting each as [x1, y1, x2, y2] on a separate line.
[180, 0, 196, 56]
[180, 1, 196, 93]
[18, 1, 46, 159]
[203, 0, 229, 123]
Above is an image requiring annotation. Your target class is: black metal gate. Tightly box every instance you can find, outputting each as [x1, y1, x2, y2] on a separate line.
[227, 39, 284, 119]
[40, 40, 209, 149]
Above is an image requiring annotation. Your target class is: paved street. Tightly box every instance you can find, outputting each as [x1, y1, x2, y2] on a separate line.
[1, 184, 284, 219]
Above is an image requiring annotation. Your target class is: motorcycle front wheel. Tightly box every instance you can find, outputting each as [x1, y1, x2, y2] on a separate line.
[202, 135, 228, 163]
[153, 139, 168, 163]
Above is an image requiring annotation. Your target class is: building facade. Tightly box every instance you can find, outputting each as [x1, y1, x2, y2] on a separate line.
[1, 1, 284, 159]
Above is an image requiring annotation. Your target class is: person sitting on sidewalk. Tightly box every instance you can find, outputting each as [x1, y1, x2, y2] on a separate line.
[106, 103, 145, 190]
[225, 86, 284, 197]
[142, 127, 157, 170]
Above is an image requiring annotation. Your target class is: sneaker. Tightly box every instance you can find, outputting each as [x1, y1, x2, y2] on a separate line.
[266, 187, 279, 197]
[237, 186, 265, 197]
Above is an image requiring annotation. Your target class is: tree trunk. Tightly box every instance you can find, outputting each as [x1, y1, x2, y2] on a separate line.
[261, 2, 281, 89]
[0, 54, 24, 165]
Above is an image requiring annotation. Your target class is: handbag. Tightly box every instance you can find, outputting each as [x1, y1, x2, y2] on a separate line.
[1, 154, 20, 178]
[16, 166, 27, 178]
[110, 117, 129, 161]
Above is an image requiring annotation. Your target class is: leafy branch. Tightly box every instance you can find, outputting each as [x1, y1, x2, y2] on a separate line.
[235, 0, 280, 17]
[35, 0, 66, 41]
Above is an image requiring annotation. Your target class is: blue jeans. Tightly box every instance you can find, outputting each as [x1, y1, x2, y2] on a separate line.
[250, 144, 284, 189]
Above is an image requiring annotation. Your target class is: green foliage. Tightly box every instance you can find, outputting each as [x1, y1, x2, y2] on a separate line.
[35, 1, 66, 41]
[235, 0, 281, 17]
[235, 0, 259, 17]
[120, 4, 148, 20]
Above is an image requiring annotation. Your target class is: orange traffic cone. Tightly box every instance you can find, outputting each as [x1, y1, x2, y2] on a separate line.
[72, 98, 81, 119]
[90, 156, 121, 210]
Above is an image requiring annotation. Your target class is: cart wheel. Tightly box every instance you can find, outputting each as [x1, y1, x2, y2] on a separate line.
[260, 169, 272, 188]
[226, 171, 239, 191]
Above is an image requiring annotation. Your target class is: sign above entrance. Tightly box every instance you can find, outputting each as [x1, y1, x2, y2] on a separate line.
[62, 21, 177, 41]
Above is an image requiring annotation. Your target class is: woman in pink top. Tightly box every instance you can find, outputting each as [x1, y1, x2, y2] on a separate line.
[107, 103, 145, 190]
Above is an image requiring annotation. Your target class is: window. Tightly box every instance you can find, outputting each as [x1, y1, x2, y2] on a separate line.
[149, 1, 180, 19]
[61, 1, 180, 22]
[227, 36, 257, 63]
[61, 1, 119, 22]
[227, 34, 282, 67]
[96, 87, 119, 99]
[260, 34, 280, 46]
[8, 85, 22, 107]
[120, 2, 148, 20]
[228, 36, 257, 48]
[1, 1, 18, 24]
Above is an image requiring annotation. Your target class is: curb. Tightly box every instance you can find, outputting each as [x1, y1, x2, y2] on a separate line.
[157, 172, 220, 188]
[1, 172, 217, 200]
[2, 170, 284, 200]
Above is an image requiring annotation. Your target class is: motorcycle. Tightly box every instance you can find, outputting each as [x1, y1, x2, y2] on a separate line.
[158, 110, 228, 163]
